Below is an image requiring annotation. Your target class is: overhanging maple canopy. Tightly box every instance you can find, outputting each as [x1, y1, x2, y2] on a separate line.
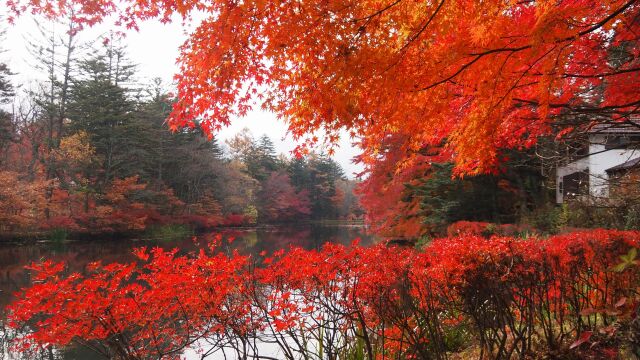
[9, 0, 639, 173]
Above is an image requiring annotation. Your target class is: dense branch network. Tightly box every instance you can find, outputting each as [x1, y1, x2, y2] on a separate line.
[6, 0, 639, 175]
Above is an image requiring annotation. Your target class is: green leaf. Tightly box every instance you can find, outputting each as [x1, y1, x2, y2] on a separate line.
[614, 247, 639, 272]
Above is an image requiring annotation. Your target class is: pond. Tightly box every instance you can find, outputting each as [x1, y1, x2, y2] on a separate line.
[0, 224, 378, 359]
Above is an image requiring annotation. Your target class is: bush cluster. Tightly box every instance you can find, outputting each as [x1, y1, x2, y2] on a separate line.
[8, 230, 640, 359]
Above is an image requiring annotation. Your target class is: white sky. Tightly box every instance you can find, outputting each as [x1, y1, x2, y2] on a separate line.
[1, 14, 363, 177]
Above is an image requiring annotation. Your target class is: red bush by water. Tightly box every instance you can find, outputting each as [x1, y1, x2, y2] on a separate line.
[8, 230, 640, 359]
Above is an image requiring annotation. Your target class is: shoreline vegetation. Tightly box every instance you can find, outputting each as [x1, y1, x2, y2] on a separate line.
[0, 220, 368, 244]
[0, 40, 364, 245]
[7, 230, 639, 359]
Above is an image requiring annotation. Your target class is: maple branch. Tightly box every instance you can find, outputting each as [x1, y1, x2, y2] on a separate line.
[352, 0, 403, 22]
[562, 67, 640, 78]
[513, 98, 640, 114]
[414, 0, 636, 92]
[468, 46, 532, 57]
[575, 0, 638, 38]
[492, 45, 519, 88]
[381, 0, 447, 74]
[411, 43, 534, 92]
[491, 45, 560, 112]
[413, 53, 481, 92]
[399, 0, 446, 53]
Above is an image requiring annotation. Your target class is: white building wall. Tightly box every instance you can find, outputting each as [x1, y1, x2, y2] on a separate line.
[587, 134, 639, 199]
[557, 134, 639, 203]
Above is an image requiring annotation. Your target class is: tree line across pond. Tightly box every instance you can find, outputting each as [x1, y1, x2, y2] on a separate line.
[0, 30, 362, 237]
[2, 4, 639, 241]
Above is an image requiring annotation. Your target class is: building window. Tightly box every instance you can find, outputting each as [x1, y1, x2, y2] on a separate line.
[563, 171, 589, 199]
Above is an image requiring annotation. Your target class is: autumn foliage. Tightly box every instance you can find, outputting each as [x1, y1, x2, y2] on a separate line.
[7, 0, 639, 176]
[3, 2, 640, 358]
[5, 0, 639, 236]
[8, 230, 640, 359]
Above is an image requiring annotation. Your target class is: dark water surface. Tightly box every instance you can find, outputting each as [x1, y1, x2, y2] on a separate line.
[0, 224, 376, 358]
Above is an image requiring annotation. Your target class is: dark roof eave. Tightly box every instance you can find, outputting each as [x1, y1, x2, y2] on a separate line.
[605, 157, 640, 174]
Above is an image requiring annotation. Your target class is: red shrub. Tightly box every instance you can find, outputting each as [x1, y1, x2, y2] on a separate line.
[7, 230, 640, 359]
[446, 220, 491, 236]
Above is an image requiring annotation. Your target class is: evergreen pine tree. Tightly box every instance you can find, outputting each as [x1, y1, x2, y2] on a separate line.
[66, 45, 136, 184]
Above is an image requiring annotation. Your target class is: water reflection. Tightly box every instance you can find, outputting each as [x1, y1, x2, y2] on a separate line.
[0, 224, 376, 342]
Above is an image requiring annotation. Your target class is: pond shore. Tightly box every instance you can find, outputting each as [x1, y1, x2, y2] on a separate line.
[0, 220, 368, 244]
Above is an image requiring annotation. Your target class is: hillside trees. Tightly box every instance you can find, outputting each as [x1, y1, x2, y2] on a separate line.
[0, 29, 14, 165]
[0, 109, 12, 166]
[226, 129, 357, 222]
[27, 19, 77, 145]
[306, 154, 346, 219]
[257, 171, 311, 223]
[9, 0, 637, 236]
[0, 171, 46, 232]
[0, 28, 12, 102]
[412, 154, 546, 235]
[358, 134, 549, 237]
[0, 33, 360, 235]
[66, 50, 137, 185]
[26, 16, 82, 192]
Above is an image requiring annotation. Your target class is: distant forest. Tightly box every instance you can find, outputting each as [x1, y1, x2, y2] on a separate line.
[0, 29, 363, 237]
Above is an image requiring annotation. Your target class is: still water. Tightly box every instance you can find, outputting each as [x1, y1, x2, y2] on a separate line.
[0, 224, 377, 359]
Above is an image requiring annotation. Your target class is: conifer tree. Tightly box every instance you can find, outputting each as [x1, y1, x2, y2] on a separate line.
[67, 49, 136, 184]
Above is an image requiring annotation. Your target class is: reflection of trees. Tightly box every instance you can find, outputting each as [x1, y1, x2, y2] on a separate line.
[0, 242, 136, 311]
[264, 227, 314, 250]
[0, 225, 376, 314]
[200, 226, 376, 255]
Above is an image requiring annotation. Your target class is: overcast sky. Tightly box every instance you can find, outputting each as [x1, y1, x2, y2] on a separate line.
[1, 13, 363, 177]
